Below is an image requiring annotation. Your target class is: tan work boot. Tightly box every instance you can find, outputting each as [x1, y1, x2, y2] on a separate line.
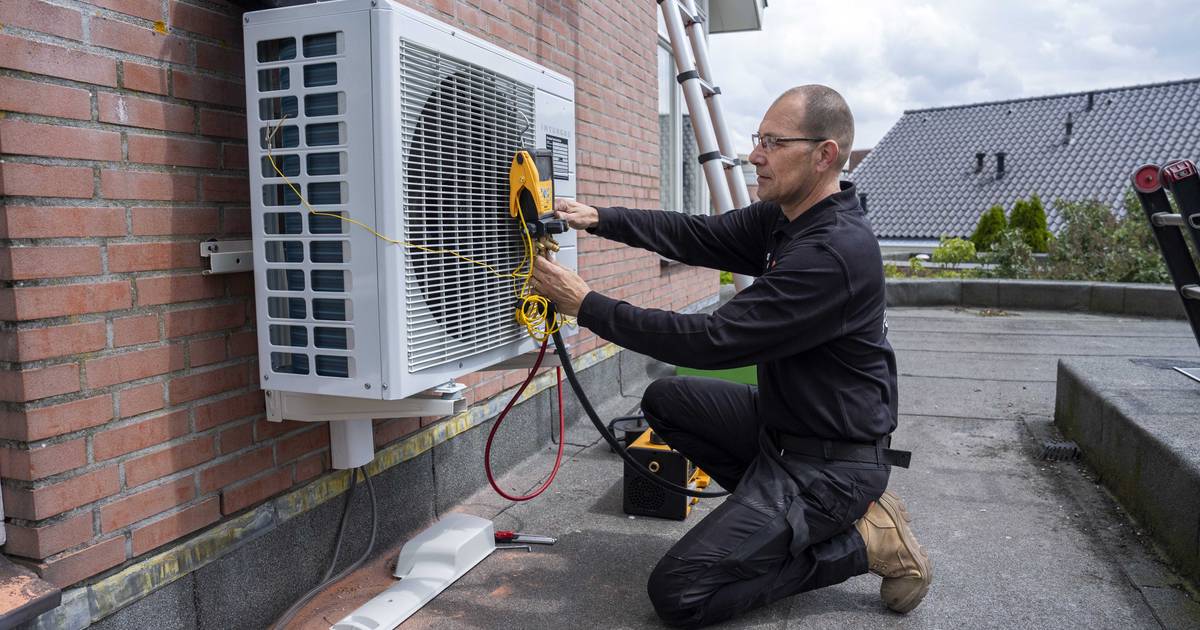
[854, 491, 932, 613]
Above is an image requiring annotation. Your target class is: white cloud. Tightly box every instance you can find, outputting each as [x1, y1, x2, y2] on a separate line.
[705, 0, 1200, 153]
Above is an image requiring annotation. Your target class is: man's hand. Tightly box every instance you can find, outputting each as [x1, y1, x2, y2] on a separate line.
[530, 256, 590, 317]
[554, 198, 599, 231]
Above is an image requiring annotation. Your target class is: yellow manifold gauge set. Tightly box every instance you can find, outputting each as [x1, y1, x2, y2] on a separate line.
[509, 148, 568, 254]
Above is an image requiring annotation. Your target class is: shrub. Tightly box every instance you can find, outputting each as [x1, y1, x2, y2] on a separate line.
[931, 237, 976, 269]
[908, 256, 924, 274]
[1046, 199, 1117, 280]
[1113, 196, 1171, 284]
[719, 271, 733, 285]
[1045, 193, 1170, 283]
[1009, 195, 1052, 253]
[985, 229, 1036, 278]
[971, 205, 1007, 252]
[1050, 199, 1111, 280]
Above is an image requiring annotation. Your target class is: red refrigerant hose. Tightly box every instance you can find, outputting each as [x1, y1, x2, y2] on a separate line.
[484, 336, 566, 501]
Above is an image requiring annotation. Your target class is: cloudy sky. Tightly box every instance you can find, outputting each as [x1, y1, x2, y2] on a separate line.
[707, 0, 1200, 154]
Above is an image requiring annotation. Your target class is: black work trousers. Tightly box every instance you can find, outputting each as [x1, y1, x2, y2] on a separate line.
[640, 376, 890, 628]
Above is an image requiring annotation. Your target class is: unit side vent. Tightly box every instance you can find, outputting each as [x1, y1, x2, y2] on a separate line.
[257, 31, 356, 379]
[399, 40, 535, 372]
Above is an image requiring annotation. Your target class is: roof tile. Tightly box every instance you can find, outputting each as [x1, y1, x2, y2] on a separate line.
[849, 78, 1200, 239]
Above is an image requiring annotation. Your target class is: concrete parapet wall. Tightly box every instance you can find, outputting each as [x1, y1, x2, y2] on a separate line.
[886, 279, 1187, 319]
[1055, 357, 1200, 585]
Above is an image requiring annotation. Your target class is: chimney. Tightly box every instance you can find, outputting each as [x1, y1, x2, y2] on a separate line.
[995, 151, 1007, 179]
[1064, 112, 1074, 145]
[1086, 92, 1094, 112]
[858, 193, 868, 214]
[975, 152, 986, 173]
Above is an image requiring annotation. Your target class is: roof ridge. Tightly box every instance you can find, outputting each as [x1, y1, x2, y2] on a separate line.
[902, 75, 1200, 115]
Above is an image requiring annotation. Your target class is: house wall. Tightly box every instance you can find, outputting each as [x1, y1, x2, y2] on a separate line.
[0, 0, 715, 599]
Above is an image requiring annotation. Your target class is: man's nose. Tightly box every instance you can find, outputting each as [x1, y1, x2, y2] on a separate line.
[748, 144, 766, 166]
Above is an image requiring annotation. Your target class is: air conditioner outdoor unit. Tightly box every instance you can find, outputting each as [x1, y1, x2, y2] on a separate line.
[243, 0, 576, 467]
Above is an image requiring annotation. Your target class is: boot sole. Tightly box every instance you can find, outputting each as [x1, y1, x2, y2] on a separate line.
[877, 491, 932, 613]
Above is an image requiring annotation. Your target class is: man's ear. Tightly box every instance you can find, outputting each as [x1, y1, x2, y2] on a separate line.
[817, 140, 841, 173]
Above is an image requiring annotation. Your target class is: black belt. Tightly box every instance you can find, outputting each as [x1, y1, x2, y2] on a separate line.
[774, 433, 911, 468]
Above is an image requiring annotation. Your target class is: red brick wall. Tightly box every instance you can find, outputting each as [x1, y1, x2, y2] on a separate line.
[0, 0, 715, 589]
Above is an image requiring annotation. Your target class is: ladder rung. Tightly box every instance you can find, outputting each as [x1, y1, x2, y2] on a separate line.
[1183, 285, 1200, 300]
[697, 152, 740, 167]
[1153, 212, 1184, 227]
[675, 2, 703, 26]
[676, 71, 720, 97]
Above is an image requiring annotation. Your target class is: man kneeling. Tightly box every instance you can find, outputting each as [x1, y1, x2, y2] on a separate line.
[531, 85, 932, 627]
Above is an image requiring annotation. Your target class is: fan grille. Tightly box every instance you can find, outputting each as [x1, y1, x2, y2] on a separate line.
[399, 40, 535, 371]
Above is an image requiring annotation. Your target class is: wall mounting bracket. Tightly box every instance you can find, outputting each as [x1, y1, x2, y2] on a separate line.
[200, 239, 253, 275]
[264, 385, 467, 469]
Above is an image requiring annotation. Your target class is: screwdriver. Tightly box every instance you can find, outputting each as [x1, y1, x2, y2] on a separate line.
[494, 530, 557, 545]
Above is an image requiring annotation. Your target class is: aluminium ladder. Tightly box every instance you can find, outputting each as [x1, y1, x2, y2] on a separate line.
[1132, 159, 1200, 382]
[659, 0, 753, 291]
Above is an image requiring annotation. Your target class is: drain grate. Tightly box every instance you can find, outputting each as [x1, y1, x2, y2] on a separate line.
[1040, 440, 1081, 461]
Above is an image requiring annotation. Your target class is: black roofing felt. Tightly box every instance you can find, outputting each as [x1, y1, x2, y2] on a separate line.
[847, 77, 1200, 240]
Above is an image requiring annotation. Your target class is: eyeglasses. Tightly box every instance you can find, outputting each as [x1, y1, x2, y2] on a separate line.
[751, 133, 827, 151]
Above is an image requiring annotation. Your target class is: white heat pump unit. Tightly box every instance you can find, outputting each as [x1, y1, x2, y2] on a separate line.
[243, 0, 576, 467]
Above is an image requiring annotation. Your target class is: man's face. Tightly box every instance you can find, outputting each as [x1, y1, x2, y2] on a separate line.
[748, 99, 831, 208]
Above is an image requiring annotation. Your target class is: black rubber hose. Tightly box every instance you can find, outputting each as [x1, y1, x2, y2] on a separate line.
[607, 414, 648, 452]
[550, 326, 728, 498]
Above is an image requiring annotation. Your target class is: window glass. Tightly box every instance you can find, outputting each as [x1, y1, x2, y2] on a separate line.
[657, 46, 676, 212]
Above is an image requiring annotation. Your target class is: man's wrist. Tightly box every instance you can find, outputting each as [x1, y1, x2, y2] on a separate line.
[577, 290, 617, 331]
[587, 207, 614, 234]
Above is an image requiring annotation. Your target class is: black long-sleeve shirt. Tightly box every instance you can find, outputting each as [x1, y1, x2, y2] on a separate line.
[577, 182, 898, 442]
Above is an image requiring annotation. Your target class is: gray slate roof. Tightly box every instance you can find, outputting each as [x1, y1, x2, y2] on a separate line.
[848, 77, 1200, 239]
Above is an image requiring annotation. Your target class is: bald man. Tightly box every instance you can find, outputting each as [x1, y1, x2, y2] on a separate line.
[532, 85, 931, 627]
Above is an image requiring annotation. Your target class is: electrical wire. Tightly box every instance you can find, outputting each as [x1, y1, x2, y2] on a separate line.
[268, 467, 378, 630]
[483, 336, 567, 501]
[321, 465, 359, 582]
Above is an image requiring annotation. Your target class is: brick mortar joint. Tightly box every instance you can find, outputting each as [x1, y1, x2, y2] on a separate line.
[0, 155, 250, 179]
[5, 336, 242, 372]
[0, 376, 261, 444]
[5, 3, 245, 50]
[0, 22, 192, 71]
[0, 406, 285, 523]
[0, 308, 247, 350]
[90, 85, 245, 117]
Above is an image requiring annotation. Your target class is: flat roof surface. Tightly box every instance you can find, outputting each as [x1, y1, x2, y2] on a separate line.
[291, 307, 1200, 629]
